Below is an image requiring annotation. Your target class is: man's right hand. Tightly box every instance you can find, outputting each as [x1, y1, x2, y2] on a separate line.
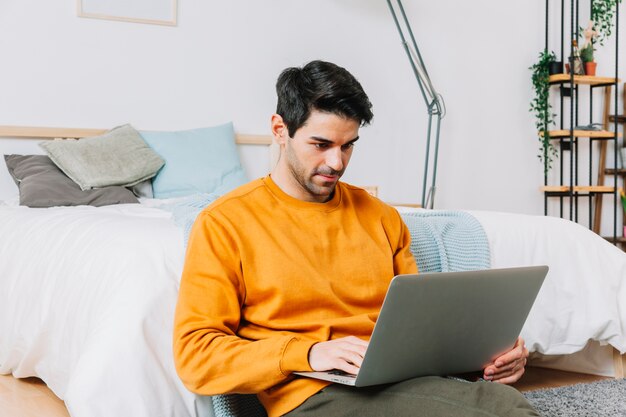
[308, 336, 369, 375]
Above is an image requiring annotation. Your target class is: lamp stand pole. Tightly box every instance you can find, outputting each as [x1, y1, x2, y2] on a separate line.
[386, 0, 445, 209]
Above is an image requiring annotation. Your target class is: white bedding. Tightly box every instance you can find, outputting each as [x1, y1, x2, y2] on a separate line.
[0, 204, 212, 417]
[393, 208, 626, 356]
[468, 210, 626, 355]
[0, 204, 625, 416]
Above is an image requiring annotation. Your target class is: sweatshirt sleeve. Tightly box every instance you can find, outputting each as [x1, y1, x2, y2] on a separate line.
[173, 211, 315, 395]
[392, 209, 419, 275]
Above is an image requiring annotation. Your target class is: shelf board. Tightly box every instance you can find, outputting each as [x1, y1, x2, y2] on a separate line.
[605, 168, 626, 175]
[541, 185, 616, 193]
[603, 236, 626, 244]
[549, 74, 620, 85]
[540, 129, 621, 139]
[608, 115, 626, 124]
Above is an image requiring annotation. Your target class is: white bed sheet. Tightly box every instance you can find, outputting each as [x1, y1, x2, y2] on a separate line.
[0, 203, 213, 417]
[1, 204, 625, 416]
[394, 207, 626, 356]
[468, 210, 626, 356]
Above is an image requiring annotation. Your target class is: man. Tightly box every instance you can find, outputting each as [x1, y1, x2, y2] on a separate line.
[173, 60, 537, 416]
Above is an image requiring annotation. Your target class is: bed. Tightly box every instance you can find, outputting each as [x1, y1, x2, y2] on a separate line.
[0, 125, 624, 417]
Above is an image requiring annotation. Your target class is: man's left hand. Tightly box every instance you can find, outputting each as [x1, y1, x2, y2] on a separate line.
[482, 337, 529, 384]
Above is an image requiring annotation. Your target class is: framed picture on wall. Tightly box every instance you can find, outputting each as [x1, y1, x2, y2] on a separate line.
[77, 0, 177, 26]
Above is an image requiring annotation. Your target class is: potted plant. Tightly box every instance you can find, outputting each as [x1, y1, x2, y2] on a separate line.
[590, 0, 622, 46]
[577, 1, 624, 76]
[577, 20, 598, 76]
[580, 42, 596, 75]
[548, 60, 564, 75]
[530, 50, 558, 174]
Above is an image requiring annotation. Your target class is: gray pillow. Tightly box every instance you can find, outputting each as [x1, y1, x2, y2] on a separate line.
[129, 179, 154, 198]
[4, 154, 139, 208]
[39, 124, 165, 190]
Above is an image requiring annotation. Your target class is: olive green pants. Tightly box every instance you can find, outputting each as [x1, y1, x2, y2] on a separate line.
[285, 376, 538, 417]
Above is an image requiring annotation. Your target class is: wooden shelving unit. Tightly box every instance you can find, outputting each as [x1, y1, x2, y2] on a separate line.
[540, 80, 620, 234]
[540, 1, 622, 248]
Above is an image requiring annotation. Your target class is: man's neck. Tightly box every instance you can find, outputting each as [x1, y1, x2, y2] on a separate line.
[270, 167, 333, 203]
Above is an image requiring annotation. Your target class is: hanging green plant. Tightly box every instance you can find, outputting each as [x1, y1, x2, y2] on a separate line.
[529, 50, 558, 174]
[590, 0, 622, 45]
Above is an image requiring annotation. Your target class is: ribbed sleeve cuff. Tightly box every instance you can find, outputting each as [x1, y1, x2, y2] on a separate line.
[280, 338, 316, 375]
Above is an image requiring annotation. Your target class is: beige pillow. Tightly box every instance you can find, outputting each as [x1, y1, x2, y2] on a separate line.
[40, 124, 164, 190]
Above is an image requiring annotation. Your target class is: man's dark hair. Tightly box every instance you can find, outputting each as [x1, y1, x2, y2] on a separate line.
[275, 60, 373, 137]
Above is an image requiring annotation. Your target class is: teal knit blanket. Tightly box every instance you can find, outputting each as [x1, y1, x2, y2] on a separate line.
[160, 199, 491, 417]
[158, 193, 220, 245]
[399, 210, 491, 273]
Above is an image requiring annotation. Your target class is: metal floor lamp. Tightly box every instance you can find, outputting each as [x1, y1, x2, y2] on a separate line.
[386, 0, 445, 209]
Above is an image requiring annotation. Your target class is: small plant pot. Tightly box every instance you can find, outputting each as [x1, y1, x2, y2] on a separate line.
[584, 61, 597, 76]
[548, 61, 563, 75]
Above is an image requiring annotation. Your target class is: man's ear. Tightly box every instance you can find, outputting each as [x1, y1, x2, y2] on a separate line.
[271, 114, 287, 145]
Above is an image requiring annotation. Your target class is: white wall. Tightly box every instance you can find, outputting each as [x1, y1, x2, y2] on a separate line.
[0, 1, 623, 226]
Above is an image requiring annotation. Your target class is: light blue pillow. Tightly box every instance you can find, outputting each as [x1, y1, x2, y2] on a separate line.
[140, 123, 248, 198]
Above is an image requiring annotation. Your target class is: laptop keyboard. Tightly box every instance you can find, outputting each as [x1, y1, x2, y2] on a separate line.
[329, 370, 357, 378]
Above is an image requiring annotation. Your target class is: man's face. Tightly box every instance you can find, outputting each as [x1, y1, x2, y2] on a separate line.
[274, 110, 360, 203]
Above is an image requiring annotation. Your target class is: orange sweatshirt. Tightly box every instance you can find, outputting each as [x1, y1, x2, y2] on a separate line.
[173, 176, 417, 416]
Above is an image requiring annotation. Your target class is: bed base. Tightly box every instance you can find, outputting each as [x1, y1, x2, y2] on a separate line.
[614, 348, 626, 379]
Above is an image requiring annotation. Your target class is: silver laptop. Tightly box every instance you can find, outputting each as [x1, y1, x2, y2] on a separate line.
[295, 266, 548, 387]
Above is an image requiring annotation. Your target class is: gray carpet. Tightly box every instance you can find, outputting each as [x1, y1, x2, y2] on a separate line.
[523, 379, 626, 416]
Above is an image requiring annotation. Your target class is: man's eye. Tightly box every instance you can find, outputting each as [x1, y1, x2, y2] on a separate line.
[342, 143, 355, 150]
[314, 143, 329, 149]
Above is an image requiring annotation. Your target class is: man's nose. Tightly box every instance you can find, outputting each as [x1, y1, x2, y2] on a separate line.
[325, 148, 344, 172]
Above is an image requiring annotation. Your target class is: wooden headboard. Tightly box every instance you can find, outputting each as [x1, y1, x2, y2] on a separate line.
[0, 125, 272, 145]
